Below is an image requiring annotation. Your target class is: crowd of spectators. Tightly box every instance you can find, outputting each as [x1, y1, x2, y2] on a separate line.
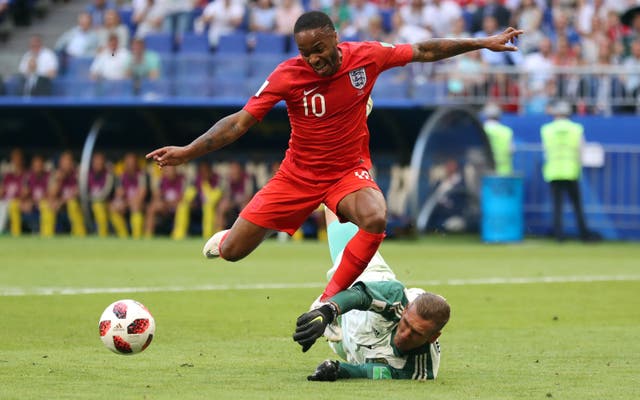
[0, 148, 298, 239]
[3, 0, 640, 114]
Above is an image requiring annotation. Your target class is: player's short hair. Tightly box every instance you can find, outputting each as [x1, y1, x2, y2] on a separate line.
[294, 11, 335, 34]
[412, 292, 450, 333]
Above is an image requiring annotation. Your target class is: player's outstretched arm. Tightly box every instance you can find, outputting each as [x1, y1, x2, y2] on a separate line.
[411, 27, 523, 63]
[146, 110, 258, 167]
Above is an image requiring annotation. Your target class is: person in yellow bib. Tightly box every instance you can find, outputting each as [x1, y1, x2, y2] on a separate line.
[540, 101, 593, 242]
[482, 102, 513, 176]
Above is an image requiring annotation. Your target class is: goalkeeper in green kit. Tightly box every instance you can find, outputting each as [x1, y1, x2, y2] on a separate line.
[293, 208, 451, 381]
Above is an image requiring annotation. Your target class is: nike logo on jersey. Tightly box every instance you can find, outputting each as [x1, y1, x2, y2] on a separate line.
[303, 86, 319, 95]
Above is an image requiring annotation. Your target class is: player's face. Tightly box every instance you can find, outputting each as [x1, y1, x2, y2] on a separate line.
[295, 27, 341, 77]
[393, 304, 439, 352]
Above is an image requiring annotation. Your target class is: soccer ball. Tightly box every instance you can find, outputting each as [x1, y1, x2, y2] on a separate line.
[98, 299, 155, 355]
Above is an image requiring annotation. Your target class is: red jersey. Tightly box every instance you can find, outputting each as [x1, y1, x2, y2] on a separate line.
[243, 41, 413, 182]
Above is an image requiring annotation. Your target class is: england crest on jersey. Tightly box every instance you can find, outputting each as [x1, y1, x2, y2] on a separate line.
[349, 67, 367, 89]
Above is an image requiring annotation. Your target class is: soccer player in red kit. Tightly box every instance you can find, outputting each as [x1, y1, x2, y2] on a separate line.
[147, 11, 522, 301]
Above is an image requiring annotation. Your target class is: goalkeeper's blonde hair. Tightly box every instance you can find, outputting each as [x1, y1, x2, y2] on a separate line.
[412, 292, 450, 333]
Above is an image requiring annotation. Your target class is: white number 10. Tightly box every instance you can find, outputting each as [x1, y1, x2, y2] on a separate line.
[303, 93, 326, 117]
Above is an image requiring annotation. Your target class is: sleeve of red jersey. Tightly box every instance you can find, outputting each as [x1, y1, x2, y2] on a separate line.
[370, 42, 414, 73]
[243, 67, 288, 122]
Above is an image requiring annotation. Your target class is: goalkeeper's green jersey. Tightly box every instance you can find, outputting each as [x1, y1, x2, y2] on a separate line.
[330, 280, 441, 380]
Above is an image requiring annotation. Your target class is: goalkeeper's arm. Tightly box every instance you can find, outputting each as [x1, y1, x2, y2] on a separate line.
[307, 360, 400, 381]
[293, 283, 373, 352]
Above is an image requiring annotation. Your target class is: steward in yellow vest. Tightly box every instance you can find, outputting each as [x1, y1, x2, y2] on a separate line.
[483, 103, 513, 176]
[540, 101, 593, 241]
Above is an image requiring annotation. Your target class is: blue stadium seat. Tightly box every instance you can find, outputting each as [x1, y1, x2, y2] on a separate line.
[174, 53, 212, 80]
[216, 32, 247, 53]
[53, 78, 97, 98]
[118, 8, 135, 36]
[249, 53, 282, 78]
[180, 32, 210, 53]
[138, 80, 172, 99]
[211, 54, 249, 79]
[411, 80, 448, 104]
[65, 56, 93, 79]
[3, 75, 22, 95]
[286, 34, 299, 56]
[211, 76, 249, 98]
[174, 78, 212, 98]
[372, 79, 409, 100]
[159, 54, 175, 79]
[379, 8, 394, 33]
[144, 32, 174, 53]
[251, 32, 286, 54]
[96, 79, 135, 98]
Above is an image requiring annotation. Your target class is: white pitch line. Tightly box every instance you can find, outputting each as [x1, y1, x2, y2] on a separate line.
[1, 275, 639, 297]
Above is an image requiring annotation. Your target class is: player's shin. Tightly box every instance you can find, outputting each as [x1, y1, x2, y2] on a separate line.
[320, 229, 385, 300]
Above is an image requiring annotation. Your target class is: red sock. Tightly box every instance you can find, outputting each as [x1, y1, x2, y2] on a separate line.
[218, 231, 231, 260]
[321, 229, 385, 301]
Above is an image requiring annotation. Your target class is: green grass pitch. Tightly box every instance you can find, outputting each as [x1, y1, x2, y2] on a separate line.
[1, 236, 639, 399]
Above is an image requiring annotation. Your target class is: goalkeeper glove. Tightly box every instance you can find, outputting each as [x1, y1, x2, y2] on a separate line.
[307, 360, 340, 381]
[293, 303, 336, 352]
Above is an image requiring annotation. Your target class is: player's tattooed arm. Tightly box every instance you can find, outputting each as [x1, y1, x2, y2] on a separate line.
[190, 110, 258, 155]
[146, 110, 258, 167]
[411, 27, 523, 62]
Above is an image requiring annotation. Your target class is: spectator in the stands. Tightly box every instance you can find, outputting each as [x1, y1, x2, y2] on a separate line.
[342, 0, 379, 39]
[0, 0, 12, 42]
[249, 0, 276, 33]
[389, 6, 431, 44]
[510, 0, 545, 54]
[546, 10, 580, 46]
[359, 13, 389, 42]
[472, 0, 511, 31]
[317, 0, 351, 34]
[447, 50, 487, 97]
[445, 16, 470, 39]
[522, 36, 554, 93]
[196, 0, 246, 49]
[128, 37, 160, 81]
[90, 33, 131, 81]
[86, 0, 115, 27]
[423, 0, 462, 38]
[579, 13, 606, 64]
[18, 34, 58, 80]
[396, 0, 427, 32]
[55, 12, 99, 58]
[132, 0, 165, 38]
[475, 15, 522, 66]
[18, 56, 53, 96]
[161, 0, 194, 48]
[274, 0, 304, 35]
[621, 39, 640, 101]
[97, 9, 130, 50]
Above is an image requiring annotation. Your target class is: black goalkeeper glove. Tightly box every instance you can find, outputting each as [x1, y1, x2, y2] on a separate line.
[292, 304, 336, 352]
[307, 360, 340, 382]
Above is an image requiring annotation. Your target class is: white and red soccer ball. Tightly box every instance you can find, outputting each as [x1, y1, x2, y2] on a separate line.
[98, 299, 155, 355]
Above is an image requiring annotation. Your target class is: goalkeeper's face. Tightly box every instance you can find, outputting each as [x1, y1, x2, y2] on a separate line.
[393, 304, 440, 352]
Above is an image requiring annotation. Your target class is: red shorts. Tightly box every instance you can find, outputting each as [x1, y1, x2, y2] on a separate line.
[240, 166, 380, 235]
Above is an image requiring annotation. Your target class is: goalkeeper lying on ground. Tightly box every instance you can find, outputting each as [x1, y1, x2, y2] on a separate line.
[293, 208, 451, 381]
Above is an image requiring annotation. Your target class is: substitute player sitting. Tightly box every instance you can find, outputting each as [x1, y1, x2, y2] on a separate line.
[293, 208, 450, 381]
[147, 11, 522, 302]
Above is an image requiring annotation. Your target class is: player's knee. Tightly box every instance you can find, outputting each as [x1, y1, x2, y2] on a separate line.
[359, 208, 387, 233]
[218, 240, 247, 262]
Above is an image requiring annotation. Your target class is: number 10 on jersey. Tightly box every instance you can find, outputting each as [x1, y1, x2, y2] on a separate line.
[303, 93, 326, 117]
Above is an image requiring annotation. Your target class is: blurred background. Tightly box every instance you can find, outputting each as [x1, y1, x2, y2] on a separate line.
[1, 0, 639, 241]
